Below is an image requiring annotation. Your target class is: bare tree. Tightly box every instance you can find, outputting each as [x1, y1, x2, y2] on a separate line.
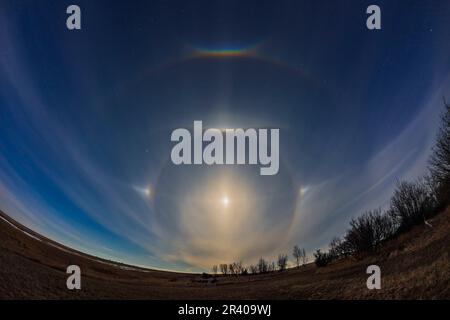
[235, 261, 244, 275]
[293, 247, 308, 266]
[229, 263, 236, 276]
[249, 265, 258, 274]
[293, 245, 301, 268]
[269, 261, 276, 272]
[228, 262, 243, 276]
[277, 254, 288, 271]
[430, 100, 450, 205]
[257, 257, 268, 273]
[219, 263, 228, 275]
[241, 266, 248, 275]
[301, 248, 308, 266]
[212, 265, 218, 276]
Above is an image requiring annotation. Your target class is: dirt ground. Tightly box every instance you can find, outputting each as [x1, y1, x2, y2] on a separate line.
[1, 207, 449, 299]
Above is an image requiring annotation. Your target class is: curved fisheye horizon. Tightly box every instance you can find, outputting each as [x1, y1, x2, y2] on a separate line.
[1, 0, 450, 274]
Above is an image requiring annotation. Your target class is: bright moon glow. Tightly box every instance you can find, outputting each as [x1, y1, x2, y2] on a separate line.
[155, 167, 296, 269]
[221, 195, 230, 207]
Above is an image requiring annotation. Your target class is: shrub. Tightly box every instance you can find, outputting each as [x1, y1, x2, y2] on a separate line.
[314, 249, 332, 267]
[328, 237, 348, 259]
[389, 179, 437, 232]
[343, 209, 394, 255]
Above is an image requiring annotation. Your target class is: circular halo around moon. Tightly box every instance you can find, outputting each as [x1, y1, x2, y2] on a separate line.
[139, 43, 307, 268]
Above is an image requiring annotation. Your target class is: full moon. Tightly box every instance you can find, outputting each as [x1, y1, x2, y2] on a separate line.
[221, 195, 230, 207]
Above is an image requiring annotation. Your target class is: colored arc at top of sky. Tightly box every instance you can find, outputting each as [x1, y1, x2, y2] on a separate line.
[138, 41, 315, 84]
[188, 43, 260, 58]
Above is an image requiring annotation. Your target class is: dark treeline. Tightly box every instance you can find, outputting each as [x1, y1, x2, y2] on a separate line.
[211, 102, 450, 274]
[211, 253, 294, 276]
[314, 101, 450, 267]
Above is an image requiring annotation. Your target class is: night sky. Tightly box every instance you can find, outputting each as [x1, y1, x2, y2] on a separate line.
[1, 0, 450, 272]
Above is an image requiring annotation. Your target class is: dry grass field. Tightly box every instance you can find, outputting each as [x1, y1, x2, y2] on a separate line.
[1, 207, 449, 299]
